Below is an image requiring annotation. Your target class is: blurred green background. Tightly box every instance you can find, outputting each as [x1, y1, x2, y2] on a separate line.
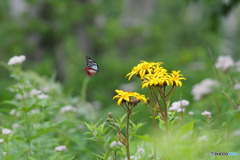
[1, 0, 240, 125]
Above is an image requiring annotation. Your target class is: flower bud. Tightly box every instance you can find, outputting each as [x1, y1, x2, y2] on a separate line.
[106, 118, 113, 122]
[108, 112, 113, 118]
[147, 98, 151, 104]
[129, 99, 140, 105]
[118, 133, 126, 146]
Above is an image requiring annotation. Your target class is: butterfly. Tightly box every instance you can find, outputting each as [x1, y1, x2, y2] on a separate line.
[85, 56, 99, 77]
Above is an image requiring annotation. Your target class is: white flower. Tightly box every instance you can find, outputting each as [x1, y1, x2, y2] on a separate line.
[215, 55, 234, 71]
[137, 146, 145, 156]
[9, 109, 20, 117]
[198, 135, 208, 141]
[232, 129, 240, 136]
[130, 155, 138, 160]
[236, 61, 240, 72]
[0, 139, 3, 143]
[2, 128, 12, 135]
[37, 94, 49, 99]
[55, 145, 67, 152]
[169, 100, 189, 112]
[10, 109, 16, 115]
[15, 92, 28, 100]
[30, 109, 40, 114]
[201, 110, 211, 117]
[8, 55, 26, 65]
[175, 116, 180, 120]
[30, 89, 42, 96]
[12, 123, 20, 130]
[110, 141, 123, 149]
[177, 108, 185, 113]
[191, 78, 219, 100]
[169, 105, 179, 111]
[234, 83, 240, 90]
[3, 152, 6, 157]
[60, 105, 77, 114]
[148, 154, 154, 159]
[188, 111, 194, 116]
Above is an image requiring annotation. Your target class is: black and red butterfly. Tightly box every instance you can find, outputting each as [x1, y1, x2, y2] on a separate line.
[85, 56, 99, 77]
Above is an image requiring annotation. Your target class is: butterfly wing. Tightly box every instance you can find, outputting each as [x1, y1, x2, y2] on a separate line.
[85, 56, 99, 77]
[86, 56, 99, 72]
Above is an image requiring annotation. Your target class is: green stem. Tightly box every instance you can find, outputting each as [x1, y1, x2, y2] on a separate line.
[6, 136, 9, 160]
[22, 97, 31, 157]
[181, 111, 184, 126]
[163, 99, 169, 139]
[81, 76, 90, 102]
[126, 110, 131, 160]
[149, 88, 157, 160]
[114, 151, 117, 160]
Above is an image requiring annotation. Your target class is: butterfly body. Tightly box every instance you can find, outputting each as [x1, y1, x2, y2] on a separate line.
[85, 56, 99, 77]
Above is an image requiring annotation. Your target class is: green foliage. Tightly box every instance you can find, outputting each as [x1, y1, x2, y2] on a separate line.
[0, 0, 240, 159]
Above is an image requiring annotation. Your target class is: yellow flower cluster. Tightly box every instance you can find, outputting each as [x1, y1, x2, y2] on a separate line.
[126, 61, 186, 88]
[113, 90, 147, 105]
[126, 61, 163, 80]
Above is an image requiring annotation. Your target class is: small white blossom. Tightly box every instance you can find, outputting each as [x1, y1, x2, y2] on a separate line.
[2, 128, 12, 135]
[3, 152, 6, 157]
[148, 154, 154, 159]
[198, 135, 208, 141]
[236, 61, 240, 72]
[37, 94, 49, 99]
[12, 123, 20, 130]
[201, 110, 211, 117]
[10, 109, 16, 115]
[169, 105, 179, 111]
[55, 145, 67, 152]
[30, 89, 42, 96]
[0, 139, 3, 143]
[232, 129, 240, 136]
[110, 141, 123, 149]
[15, 92, 28, 100]
[234, 83, 240, 90]
[130, 155, 138, 160]
[137, 146, 145, 156]
[60, 105, 77, 114]
[188, 111, 194, 116]
[175, 116, 180, 120]
[169, 100, 189, 112]
[8, 55, 26, 65]
[191, 78, 219, 100]
[177, 108, 185, 113]
[9, 109, 20, 117]
[30, 109, 40, 114]
[215, 55, 234, 72]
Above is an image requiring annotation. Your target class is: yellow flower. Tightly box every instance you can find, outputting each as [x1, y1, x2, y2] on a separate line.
[141, 69, 171, 88]
[126, 61, 163, 80]
[169, 70, 186, 87]
[113, 90, 147, 105]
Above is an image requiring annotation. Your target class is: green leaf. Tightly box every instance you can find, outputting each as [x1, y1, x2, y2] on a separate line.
[135, 134, 153, 143]
[2, 100, 23, 108]
[174, 120, 195, 143]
